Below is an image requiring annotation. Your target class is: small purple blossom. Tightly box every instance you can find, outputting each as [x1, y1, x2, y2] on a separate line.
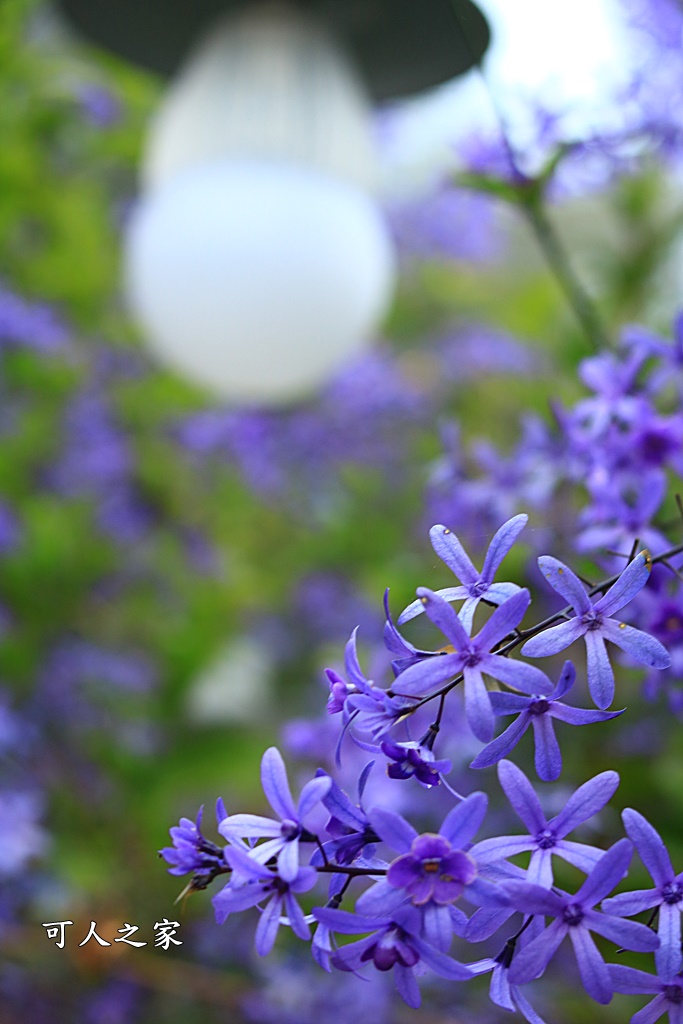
[521, 552, 670, 708]
[506, 840, 659, 1004]
[218, 747, 331, 882]
[159, 799, 229, 884]
[213, 845, 317, 956]
[470, 661, 623, 780]
[313, 904, 471, 1008]
[399, 516, 527, 632]
[602, 809, 683, 979]
[393, 588, 552, 742]
[380, 739, 451, 787]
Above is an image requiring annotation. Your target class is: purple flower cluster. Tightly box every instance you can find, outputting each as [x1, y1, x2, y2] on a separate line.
[160, 509, 680, 1019]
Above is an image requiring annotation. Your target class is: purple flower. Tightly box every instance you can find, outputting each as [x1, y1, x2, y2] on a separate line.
[521, 551, 670, 708]
[470, 661, 624, 780]
[506, 840, 659, 1004]
[312, 764, 380, 873]
[380, 739, 452, 787]
[471, 761, 620, 889]
[602, 809, 683, 979]
[399, 516, 527, 632]
[392, 588, 552, 741]
[218, 747, 331, 882]
[312, 904, 471, 1008]
[356, 794, 508, 950]
[159, 799, 228, 884]
[610, 964, 683, 1023]
[213, 845, 317, 956]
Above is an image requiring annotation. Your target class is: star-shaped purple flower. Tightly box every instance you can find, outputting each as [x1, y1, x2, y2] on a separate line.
[392, 588, 552, 742]
[356, 794, 508, 951]
[313, 904, 472, 1008]
[521, 551, 670, 709]
[380, 739, 452, 787]
[610, 964, 683, 1023]
[471, 760, 620, 889]
[213, 844, 317, 956]
[602, 809, 683, 979]
[218, 747, 330, 882]
[399, 515, 527, 632]
[470, 661, 623, 780]
[159, 798, 229, 882]
[506, 840, 659, 1004]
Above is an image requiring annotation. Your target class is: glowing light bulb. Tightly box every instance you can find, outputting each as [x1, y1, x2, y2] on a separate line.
[124, 3, 395, 404]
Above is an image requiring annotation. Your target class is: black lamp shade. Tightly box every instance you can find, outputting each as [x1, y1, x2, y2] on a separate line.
[54, 0, 490, 100]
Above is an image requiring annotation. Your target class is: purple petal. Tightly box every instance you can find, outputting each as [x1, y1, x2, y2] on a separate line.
[277, 839, 300, 883]
[551, 660, 576, 699]
[600, 619, 671, 669]
[504, 881, 566, 918]
[482, 581, 522, 605]
[225, 844, 273, 880]
[632, 995, 669, 1024]
[508, 919, 567, 984]
[609, 964, 661, 995]
[394, 963, 421, 1008]
[549, 704, 624, 725]
[429, 524, 479, 586]
[331, 935, 376, 971]
[622, 809, 675, 887]
[569, 926, 612, 1004]
[471, 836, 536, 864]
[355, 879, 406, 918]
[411, 935, 473, 980]
[458, 595, 480, 633]
[584, 909, 660, 952]
[464, 666, 494, 742]
[602, 887, 661, 917]
[464, 876, 510, 908]
[344, 627, 369, 689]
[594, 551, 652, 617]
[584, 631, 615, 709]
[218, 814, 281, 840]
[531, 714, 562, 781]
[284, 890, 310, 941]
[575, 839, 633, 907]
[537, 555, 592, 614]
[550, 771, 619, 838]
[392, 650, 462, 698]
[399, 586, 468, 625]
[261, 747, 297, 821]
[513, 987, 550, 1024]
[470, 713, 532, 770]
[422, 902, 453, 951]
[476, 589, 531, 650]
[480, 654, 553, 696]
[521, 617, 586, 658]
[489, 691, 534, 713]
[464, 905, 514, 942]
[415, 587, 471, 648]
[212, 881, 263, 919]
[440, 791, 488, 848]
[481, 515, 528, 583]
[368, 807, 418, 853]
[255, 893, 283, 956]
[527, 848, 553, 888]
[297, 775, 332, 822]
[553, 839, 604, 874]
[498, 760, 547, 834]
[656, 902, 682, 979]
[313, 907, 389, 934]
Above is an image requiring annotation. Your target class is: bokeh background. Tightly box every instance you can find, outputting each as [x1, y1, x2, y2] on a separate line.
[3, 0, 683, 1020]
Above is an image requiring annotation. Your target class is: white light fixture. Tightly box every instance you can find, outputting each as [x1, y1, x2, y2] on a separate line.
[124, 3, 395, 405]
